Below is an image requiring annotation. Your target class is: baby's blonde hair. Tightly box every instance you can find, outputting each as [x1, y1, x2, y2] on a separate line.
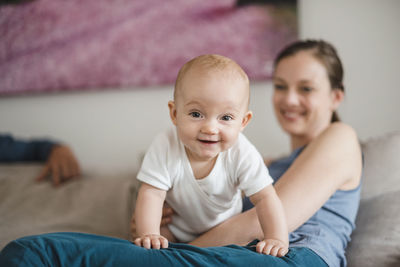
[174, 54, 249, 101]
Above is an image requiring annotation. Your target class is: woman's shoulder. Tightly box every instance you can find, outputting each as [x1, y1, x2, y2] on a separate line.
[326, 121, 357, 137]
[316, 122, 362, 190]
[320, 122, 359, 147]
[311, 122, 361, 160]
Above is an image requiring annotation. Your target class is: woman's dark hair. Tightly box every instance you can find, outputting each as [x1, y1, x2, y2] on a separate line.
[274, 40, 345, 122]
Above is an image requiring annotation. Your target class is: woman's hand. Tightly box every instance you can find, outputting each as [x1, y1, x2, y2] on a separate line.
[134, 234, 169, 249]
[263, 157, 275, 166]
[35, 145, 80, 186]
[256, 238, 288, 257]
[131, 204, 174, 240]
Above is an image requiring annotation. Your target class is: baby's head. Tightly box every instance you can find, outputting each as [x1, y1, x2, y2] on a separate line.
[174, 54, 250, 105]
[169, 54, 253, 161]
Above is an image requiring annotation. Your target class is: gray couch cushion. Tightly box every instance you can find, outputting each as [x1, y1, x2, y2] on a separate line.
[347, 132, 400, 267]
[0, 164, 138, 249]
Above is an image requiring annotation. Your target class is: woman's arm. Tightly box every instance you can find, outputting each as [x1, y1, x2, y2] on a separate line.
[276, 122, 362, 231]
[190, 122, 362, 247]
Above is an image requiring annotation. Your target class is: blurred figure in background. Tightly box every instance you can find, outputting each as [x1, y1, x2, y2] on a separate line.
[0, 134, 80, 186]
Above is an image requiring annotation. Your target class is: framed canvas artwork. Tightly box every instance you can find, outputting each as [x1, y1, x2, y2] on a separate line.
[0, 0, 297, 96]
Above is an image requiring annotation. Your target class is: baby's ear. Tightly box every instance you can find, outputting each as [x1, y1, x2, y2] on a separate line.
[168, 101, 177, 125]
[241, 111, 253, 130]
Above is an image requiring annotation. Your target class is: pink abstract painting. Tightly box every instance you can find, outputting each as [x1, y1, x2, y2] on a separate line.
[0, 0, 297, 96]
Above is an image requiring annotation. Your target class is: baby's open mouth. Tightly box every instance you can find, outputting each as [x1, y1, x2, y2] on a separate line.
[198, 139, 219, 144]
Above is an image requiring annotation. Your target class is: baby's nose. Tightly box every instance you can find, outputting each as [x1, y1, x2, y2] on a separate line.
[201, 119, 218, 135]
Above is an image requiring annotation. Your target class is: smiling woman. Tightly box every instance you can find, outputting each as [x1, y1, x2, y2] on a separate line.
[273, 55, 341, 146]
[273, 40, 345, 121]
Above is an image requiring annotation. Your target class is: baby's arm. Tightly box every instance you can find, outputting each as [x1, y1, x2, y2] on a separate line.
[134, 182, 169, 249]
[249, 184, 289, 257]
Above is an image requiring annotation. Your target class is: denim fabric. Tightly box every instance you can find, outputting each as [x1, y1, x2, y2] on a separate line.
[0, 232, 327, 267]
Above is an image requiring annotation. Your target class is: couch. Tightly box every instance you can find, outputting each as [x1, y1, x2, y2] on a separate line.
[0, 132, 399, 267]
[346, 132, 400, 267]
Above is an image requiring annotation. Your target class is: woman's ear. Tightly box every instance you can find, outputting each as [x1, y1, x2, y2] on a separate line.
[240, 111, 253, 131]
[168, 101, 177, 125]
[331, 89, 344, 111]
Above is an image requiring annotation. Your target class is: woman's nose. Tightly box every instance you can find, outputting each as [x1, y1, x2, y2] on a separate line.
[283, 90, 300, 106]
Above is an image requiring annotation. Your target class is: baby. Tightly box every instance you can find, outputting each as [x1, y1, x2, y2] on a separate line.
[134, 54, 288, 256]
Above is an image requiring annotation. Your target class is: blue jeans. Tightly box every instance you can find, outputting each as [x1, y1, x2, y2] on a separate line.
[0, 232, 328, 266]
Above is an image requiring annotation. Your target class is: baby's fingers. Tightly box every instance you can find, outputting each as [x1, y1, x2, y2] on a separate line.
[262, 243, 274, 255]
[134, 237, 151, 249]
[134, 236, 168, 249]
[142, 237, 151, 249]
[134, 237, 142, 247]
[256, 240, 272, 254]
[151, 238, 161, 249]
[160, 237, 169, 248]
[256, 240, 288, 257]
[277, 247, 288, 257]
[150, 236, 168, 249]
[269, 245, 281, 257]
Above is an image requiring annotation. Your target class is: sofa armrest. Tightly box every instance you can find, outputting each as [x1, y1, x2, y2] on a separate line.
[346, 132, 400, 267]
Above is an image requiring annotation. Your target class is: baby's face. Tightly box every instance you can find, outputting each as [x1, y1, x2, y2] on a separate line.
[169, 68, 252, 162]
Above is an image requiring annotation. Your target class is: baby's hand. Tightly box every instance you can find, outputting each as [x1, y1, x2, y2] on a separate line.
[256, 238, 288, 257]
[134, 234, 168, 249]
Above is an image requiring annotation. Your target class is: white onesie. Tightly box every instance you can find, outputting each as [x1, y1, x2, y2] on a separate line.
[137, 127, 273, 242]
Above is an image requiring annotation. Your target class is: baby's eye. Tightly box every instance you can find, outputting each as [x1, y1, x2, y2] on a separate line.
[221, 115, 233, 121]
[189, 111, 202, 118]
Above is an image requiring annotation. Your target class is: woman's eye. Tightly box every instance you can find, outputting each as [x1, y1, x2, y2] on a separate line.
[301, 86, 313, 92]
[274, 84, 286, 90]
[189, 112, 201, 118]
[221, 115, 233, 121]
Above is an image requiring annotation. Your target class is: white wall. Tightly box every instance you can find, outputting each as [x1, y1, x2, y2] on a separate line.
[1, 0, 399, 176]
[299, 0, 400, 140]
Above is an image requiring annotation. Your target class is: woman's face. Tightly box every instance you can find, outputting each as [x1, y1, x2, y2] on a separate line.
[272, 51, 342, 142]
